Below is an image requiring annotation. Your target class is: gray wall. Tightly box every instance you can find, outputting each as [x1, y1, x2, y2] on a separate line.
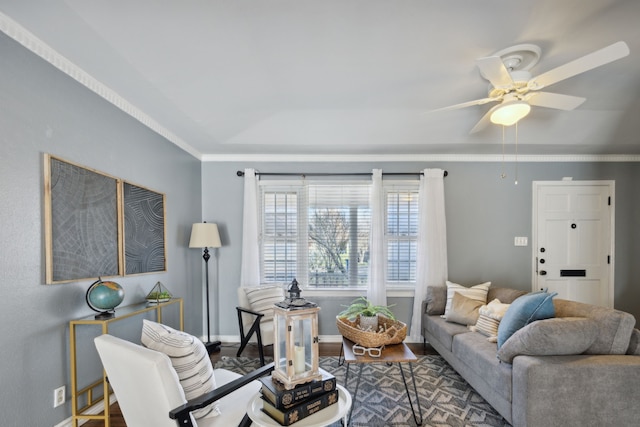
[0, 34, 203, 426]
[202, 161, 640, 335]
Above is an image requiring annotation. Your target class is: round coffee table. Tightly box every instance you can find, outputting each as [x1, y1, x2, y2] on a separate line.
[246, 383, 352, 427]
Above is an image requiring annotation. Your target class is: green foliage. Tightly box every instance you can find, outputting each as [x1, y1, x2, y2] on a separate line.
[338, 296, 396, 320]
[146, 291, 171, 299]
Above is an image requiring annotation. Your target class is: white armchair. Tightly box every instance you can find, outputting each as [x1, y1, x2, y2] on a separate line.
[94, 334, 273, 427]
[236, 286, 285, 365]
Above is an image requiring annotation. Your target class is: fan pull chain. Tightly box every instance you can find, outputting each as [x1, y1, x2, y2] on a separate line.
[514, 122, 519, 185]
[501, 125, 506, 179]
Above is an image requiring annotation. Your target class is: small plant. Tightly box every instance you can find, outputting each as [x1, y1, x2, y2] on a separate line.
[338, 296, 396, 320]
[146, 291, 171, 300]
[146, 281, 172, 302]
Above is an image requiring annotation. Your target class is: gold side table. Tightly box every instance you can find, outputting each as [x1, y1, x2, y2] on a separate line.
[69, 298, 184, 427]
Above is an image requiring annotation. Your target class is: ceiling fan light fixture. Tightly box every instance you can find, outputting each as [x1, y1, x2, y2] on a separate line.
[490, 101, 531, 126]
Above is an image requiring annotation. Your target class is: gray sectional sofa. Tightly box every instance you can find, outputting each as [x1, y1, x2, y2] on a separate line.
[422, 286, 640, 427]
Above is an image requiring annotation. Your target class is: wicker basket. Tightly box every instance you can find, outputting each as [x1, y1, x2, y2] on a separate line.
[336, 314, 407, 348]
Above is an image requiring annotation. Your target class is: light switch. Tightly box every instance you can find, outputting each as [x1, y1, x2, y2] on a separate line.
[514, 236, 528, 246]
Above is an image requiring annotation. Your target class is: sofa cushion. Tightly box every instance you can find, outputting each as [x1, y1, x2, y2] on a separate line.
[424, 314, 470, 352]
[470, 299, 511, 342]
[445, 292, 484, 326]
[553, 299, 637, 355]
[627, 329, 640, 355]
[452, 331, 513, 403]
[141, 320, 219, 419]
[444, 280, 491, 318]
[497, 290, 557, 348]
[425, 286, 447, 315]
[497, 317, 599, 363]
[487, 287, 528, 304]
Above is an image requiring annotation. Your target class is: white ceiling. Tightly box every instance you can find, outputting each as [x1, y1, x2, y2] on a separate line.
[2, 0, 640, 160]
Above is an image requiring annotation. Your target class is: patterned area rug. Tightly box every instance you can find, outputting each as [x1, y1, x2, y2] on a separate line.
[215, 355, 511, 427]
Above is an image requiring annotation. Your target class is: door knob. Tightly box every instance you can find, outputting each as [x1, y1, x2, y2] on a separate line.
[539, 270, 547, 276]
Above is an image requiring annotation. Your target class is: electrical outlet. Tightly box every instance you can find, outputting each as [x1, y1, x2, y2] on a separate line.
[53, 386, 65, 408]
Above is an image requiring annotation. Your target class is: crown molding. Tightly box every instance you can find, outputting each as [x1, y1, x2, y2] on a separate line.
[201, 153, 640, 163]
[0, 11, 203, 160]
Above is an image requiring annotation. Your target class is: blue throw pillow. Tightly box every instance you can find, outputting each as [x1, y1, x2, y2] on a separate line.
[497, 290, 557, 348]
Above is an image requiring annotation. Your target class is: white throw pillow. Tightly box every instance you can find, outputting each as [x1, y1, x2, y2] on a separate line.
[470, 299, 511, 342]
[244, 285, 285, 322]
[141, 319, 220, 419]
[443, 280, 491, 319]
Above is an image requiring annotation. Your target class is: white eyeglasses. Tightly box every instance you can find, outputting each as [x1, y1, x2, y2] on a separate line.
[352, 344, 384, 357]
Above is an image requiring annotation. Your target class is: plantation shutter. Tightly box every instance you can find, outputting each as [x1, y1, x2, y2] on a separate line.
[261, 187, 300, 283]
[385, 185, 419, 283]
[306, 183, 371, 287]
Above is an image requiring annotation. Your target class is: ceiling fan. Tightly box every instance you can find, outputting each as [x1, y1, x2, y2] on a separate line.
[434, 41, 630, 133]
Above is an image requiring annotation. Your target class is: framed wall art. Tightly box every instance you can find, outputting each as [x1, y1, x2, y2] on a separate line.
[44, 154, 121, 283]
[122, 181, 167, 275]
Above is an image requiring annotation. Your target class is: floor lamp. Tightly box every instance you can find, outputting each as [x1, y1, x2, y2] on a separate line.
[189, 222, 222, 354]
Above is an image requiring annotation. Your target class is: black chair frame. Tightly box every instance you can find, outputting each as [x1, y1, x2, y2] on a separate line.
[235, 306, 266, 366]
[169, 362, 274, 426]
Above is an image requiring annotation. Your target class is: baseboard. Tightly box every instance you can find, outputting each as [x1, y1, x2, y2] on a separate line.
[53, 394, 117, 427]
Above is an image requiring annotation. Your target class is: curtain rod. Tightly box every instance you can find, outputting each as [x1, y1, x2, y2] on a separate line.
[236, 170, 448, 178]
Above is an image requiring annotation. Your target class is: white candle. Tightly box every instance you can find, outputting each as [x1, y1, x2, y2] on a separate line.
[294, 345, 305, 374]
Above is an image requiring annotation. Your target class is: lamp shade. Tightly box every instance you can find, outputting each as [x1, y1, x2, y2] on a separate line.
[490, 100, 531, 126]
[189, 223, 221, 248]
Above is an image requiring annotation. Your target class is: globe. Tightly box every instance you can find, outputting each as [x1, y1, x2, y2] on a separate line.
[86, 278, 125, 319]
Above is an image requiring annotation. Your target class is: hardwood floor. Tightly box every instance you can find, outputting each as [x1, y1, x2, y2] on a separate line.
[84, 341, 436, 427]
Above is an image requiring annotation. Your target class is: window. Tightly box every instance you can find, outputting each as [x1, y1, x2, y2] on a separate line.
[307, 184, 370, 287]
[386, 188, 419, 283]
[262, 190, 298, 283]
[259, 180, 419, 288]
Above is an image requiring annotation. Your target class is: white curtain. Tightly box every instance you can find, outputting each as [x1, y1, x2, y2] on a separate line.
[410, 168, 448, 339]
[240, 168, 260, 287]
[367, 169, 387, 306]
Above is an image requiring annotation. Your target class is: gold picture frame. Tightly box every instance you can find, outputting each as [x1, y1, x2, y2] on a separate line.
[122, 181, 167, 275]
[44, 154, 121, 283]
[44, 154, 167, 283]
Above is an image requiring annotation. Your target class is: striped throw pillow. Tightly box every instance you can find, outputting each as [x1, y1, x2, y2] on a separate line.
[475, 314, 501, 342]
[141, 320, 219, 419]
[444, 281, 491, 319]
[244, 286, 285, 322]
[472, 299, 511, 342]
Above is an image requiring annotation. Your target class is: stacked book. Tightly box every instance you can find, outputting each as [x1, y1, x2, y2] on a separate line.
[260, 368, 338, 425]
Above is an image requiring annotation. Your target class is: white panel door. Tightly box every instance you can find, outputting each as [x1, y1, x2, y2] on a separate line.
[532, 181, 614, 307]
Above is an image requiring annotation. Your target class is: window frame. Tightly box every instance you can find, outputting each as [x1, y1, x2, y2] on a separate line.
[258, 179, 420, 291]
[384, 183, 420, 286]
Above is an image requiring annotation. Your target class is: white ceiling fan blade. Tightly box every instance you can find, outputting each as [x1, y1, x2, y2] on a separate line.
[476, 56, 515, 89]
[526, 92, 586, 110]
[430, 96, 498, 112]
[469, 108, 494, 134]
[528, 41, 630, 90]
